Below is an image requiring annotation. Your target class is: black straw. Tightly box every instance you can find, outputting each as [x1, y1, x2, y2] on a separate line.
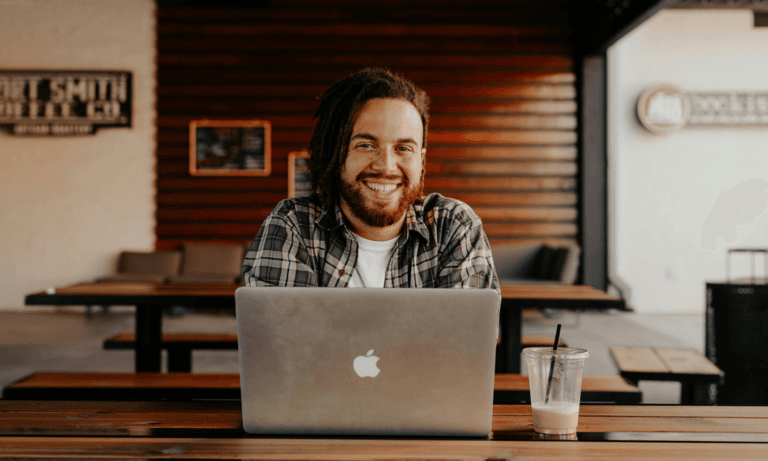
[544, 323, 562, 404]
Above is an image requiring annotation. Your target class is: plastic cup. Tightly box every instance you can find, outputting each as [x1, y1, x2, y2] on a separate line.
[523, 347, 589, 435]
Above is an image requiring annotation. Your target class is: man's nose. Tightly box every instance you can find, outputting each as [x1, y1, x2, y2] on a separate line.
[371, 146, 397, 172]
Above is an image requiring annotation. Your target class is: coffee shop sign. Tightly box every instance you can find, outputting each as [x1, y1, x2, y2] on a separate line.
[637, 85, 768, 135]
[0, 70, 131, 136]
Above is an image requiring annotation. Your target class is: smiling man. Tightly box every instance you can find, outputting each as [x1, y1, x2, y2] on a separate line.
[242, 67, 498, 290]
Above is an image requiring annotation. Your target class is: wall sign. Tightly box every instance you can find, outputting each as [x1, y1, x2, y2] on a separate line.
[189, 119, 271, 176]
[0, 70, 131, 136]
[288, 151, 311, 198]
[637, 85, 768, 134]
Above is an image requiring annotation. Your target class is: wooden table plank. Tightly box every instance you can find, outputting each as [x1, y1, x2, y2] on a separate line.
[2, 402, 768, 438]
[493, 415, 768, 434]
[655, 348, 723, 376]
[494, 375, 639, 394]
[1, 437, 766, 460]
[610, 347, 669, 373]
[493, 405, 768, 418]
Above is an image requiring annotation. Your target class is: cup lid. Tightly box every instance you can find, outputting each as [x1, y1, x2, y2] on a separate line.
[522, 347, 589, 360]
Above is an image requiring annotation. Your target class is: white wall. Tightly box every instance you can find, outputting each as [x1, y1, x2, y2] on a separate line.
[608, 10, 768, 314]
[0, 0, 156, 308]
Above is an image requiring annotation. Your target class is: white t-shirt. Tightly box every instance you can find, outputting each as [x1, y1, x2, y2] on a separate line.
[348, 233, 398, 288]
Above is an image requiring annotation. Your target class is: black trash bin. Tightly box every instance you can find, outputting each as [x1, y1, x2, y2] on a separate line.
[706, 248, 768, 405]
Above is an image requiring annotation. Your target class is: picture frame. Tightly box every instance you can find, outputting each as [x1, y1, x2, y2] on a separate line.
[189, 120, 271, 176]
[288, 151, 312, 198]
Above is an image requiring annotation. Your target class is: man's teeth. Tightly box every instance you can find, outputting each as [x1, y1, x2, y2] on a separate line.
[365, 183, 398, 193]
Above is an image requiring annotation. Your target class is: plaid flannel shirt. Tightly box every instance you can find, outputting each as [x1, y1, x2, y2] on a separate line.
[242, 192, 499, 291]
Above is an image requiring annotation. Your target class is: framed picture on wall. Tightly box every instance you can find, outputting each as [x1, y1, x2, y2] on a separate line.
[288, 151, 312, 198]
[189, 120, 271, 176]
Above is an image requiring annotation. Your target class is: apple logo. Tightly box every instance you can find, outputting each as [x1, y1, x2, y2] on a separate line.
[353, 349, 380, 378]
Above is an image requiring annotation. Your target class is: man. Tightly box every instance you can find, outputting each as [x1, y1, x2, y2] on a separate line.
[242, 67, 498, 290]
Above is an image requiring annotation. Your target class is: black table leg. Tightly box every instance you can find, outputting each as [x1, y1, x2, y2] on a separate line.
[135, 304, 163, 372]
[497, 307, 522, 374]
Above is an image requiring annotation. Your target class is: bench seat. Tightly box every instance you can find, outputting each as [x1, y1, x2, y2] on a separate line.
[106, 332, 566, 373]
[3, 372, 640, 404]
[103, 333, 238, 372]
[610, 346, 724, 404]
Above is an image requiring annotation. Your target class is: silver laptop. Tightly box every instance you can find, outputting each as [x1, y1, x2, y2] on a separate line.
[235, 287, 499, 437]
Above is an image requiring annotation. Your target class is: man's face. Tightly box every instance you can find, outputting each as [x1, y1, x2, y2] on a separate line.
[339, 98, 425, 229]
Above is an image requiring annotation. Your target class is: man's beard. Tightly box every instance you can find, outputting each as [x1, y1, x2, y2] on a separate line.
[340, 172, 422, 228]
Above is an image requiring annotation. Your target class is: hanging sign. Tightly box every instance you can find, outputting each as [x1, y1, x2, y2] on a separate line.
[0, 70, 132, 136]
[637, 85, 768, 134]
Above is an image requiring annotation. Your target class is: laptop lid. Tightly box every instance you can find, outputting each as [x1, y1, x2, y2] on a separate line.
[235, 287, 499, 437]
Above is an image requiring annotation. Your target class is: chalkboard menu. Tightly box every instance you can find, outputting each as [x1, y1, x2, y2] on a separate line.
[288, 151, 312, 197]
[189, 120, 271, 176]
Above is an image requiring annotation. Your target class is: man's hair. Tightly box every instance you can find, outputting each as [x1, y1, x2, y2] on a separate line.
[308, 67, 430, 208]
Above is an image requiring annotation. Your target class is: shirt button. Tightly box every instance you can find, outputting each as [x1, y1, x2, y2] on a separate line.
[339, 269, 346, 276]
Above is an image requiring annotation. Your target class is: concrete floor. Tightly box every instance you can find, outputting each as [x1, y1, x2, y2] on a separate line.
[0, 306, 704, 404]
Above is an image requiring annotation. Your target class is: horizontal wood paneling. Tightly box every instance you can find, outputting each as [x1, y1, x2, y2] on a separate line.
[156, 1, 578, 251]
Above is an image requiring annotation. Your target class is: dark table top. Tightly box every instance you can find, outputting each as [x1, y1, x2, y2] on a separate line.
[26, 282, 626, 310]
[2, 402, 768, 460]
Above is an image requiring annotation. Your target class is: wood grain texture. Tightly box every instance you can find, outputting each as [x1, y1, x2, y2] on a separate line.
[654, 348, 723, 376]
[610, 347, 670, 374]
[155, 1, 578, 249]
[1, 436, 767, 459]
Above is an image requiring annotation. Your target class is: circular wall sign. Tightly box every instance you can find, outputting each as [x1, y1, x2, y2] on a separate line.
[637, 86, 690, 134]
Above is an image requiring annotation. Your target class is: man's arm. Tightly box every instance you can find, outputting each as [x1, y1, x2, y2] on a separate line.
[241, 213, 318, 287]
[435, 216, 500, 291]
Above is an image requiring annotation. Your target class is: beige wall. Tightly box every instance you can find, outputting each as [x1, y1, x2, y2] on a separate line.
[0, 0, 156, 308]
[608, 10, 768, 314]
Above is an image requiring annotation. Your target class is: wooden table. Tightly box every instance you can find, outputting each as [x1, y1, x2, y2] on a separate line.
[26, 283, 624, 373]
[25, 282, 239, 372]
[497, 285, 626, 373]
[0, 401, 765, 459]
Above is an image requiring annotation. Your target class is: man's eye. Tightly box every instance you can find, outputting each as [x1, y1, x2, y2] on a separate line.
[397, 146, 414, 153]
[356, 143, 373, 149]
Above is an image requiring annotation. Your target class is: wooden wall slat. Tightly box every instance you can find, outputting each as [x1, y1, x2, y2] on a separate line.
[158, 70, 576, 84]
[156, 100, 577, 115]
[158, 24, 572, 38]
[158, 115, 577, 130]
[158, 130, 576, 145]
[156, 177, 576, 192]
[155, 2, 579, 252]
[158, 84, 575, 99]
[157, 146, 577, 161]
[158, 39, 573, 54]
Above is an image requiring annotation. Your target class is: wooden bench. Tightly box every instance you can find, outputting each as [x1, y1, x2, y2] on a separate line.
[610, 347, 724, 405]
[3, 372, 640, 404]
[519, 335, 567, 348]
[103, 333, 238, 372]
[105, 332, 565, 373]
[494, 374, 640, 404]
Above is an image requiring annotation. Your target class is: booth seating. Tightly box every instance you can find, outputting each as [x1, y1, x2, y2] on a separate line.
[492, 243, 581, 285]
[2, 372, 641, 404]
[166, 242, 245, 284]
[97, 242, 246, 285]
[97, 250, 183, 284]
[610, 346, 724, 405]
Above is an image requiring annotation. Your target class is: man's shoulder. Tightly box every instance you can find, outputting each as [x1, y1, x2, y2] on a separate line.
[268, 194, 325, 223]
[420, 193, 481, 227]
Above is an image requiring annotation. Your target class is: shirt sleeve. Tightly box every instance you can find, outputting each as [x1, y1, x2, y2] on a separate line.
[435, 216, 501, 293]
[241, 213, 318, 287]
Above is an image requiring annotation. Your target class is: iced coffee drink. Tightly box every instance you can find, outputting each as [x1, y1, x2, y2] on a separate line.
[523, 347, 588, 435]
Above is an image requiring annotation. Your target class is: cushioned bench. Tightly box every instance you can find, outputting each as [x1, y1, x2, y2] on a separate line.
[104, 333, 238, 372]
[3, 372, 640, 404]
[610, 346, 724, 405]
